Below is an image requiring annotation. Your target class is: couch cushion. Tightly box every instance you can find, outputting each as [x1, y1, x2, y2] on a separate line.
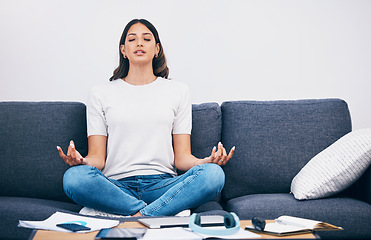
[0, 196, 81, 240]
[225, 193, 371, 239]
[221, 99, 351, 201]
[190, 102, 222, 159]
[291, 128, 371, 200]
[0, 102, 88, 203]
[191, 200, 224, 213]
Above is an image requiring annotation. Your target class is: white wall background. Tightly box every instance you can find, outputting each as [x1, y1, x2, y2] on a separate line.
[0, 0, 370, 130]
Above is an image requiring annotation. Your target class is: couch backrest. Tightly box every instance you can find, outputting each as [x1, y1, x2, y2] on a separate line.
[220, 99, 352, 201]
[0, 102, 88, 203]
[190, 103, 222, 159]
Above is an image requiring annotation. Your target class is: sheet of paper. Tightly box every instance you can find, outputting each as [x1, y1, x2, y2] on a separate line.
[141, 228, 202, 240]
[196, 227, 261, 239]
[275, 215, 320, 229]
[18, 211, 120, 233]
[264, 222, 309, 233]
[141, 227, 261, 240]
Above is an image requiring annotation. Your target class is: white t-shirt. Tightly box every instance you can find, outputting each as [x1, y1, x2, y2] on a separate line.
[87, 77, 192, 180]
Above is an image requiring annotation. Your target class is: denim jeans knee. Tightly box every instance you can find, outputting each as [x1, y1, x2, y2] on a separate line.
[140, 163, 225, 216]
[62, 165, 99, 201]
[200, 163, 225, 195]
[63, 165, 95, 188]
[63, 165, 147, 215]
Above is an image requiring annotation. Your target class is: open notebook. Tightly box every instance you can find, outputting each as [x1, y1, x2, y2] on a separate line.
[245, 215, 342, 236]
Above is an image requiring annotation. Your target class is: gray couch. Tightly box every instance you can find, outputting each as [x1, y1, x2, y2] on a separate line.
[1, 99, 370, 240]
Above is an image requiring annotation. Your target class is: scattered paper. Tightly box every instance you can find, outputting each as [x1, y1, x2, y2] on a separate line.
[18, 211, 119, 233]
[18, 212, 262, 239]
[142, 228, 201, 240]
[140, 227, 261, 240]
[264, 222, 310, 233]
[196, 227, 261, 239]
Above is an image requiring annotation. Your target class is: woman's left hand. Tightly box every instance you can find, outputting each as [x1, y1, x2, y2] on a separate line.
[197, 142, 235, 166]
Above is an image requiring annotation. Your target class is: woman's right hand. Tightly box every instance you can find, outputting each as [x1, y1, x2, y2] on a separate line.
[57, 140, 86, 166]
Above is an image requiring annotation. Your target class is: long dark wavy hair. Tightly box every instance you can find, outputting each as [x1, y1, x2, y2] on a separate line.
[109, 19, 169, 81]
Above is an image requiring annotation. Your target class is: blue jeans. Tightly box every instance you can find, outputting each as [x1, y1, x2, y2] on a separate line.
[63, 163, 225, 216]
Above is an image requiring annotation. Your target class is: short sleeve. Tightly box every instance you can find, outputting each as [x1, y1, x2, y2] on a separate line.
[87, 86, 108, 137]
[172, 84, 192, 135]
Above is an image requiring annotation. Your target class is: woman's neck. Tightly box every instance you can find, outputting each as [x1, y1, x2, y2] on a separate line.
[124, 64, 157, 85]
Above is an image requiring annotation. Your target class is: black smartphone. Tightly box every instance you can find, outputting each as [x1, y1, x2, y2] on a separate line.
[56, 223, 91, 232]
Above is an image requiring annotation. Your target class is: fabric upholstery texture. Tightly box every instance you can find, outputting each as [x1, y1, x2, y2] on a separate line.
[0, 102, 88, 203]
[190, 102, 222, 159]
[291, 128, 371, 200]
[221, 99, 352, 201]
[192, 200, 224, 213]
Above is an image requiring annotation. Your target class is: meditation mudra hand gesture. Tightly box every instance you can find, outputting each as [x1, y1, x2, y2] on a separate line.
[57, 140, 86, 166]
[198, 142, 235, 166]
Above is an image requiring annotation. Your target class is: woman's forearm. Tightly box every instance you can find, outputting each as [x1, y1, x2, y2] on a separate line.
[84, 155, 105, 170]
[174, 153, 201, 171]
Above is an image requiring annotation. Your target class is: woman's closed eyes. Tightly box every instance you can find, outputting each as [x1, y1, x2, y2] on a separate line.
[128, 38, 152, 42]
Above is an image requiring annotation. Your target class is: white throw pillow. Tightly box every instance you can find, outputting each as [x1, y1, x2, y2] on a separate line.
[291, 128, 371, 200]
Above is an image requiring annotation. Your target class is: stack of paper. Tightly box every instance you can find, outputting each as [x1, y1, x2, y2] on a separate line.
[18, 211, 120, 233]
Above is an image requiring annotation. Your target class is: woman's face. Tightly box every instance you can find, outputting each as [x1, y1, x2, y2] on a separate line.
[121, 23, 160, 66]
